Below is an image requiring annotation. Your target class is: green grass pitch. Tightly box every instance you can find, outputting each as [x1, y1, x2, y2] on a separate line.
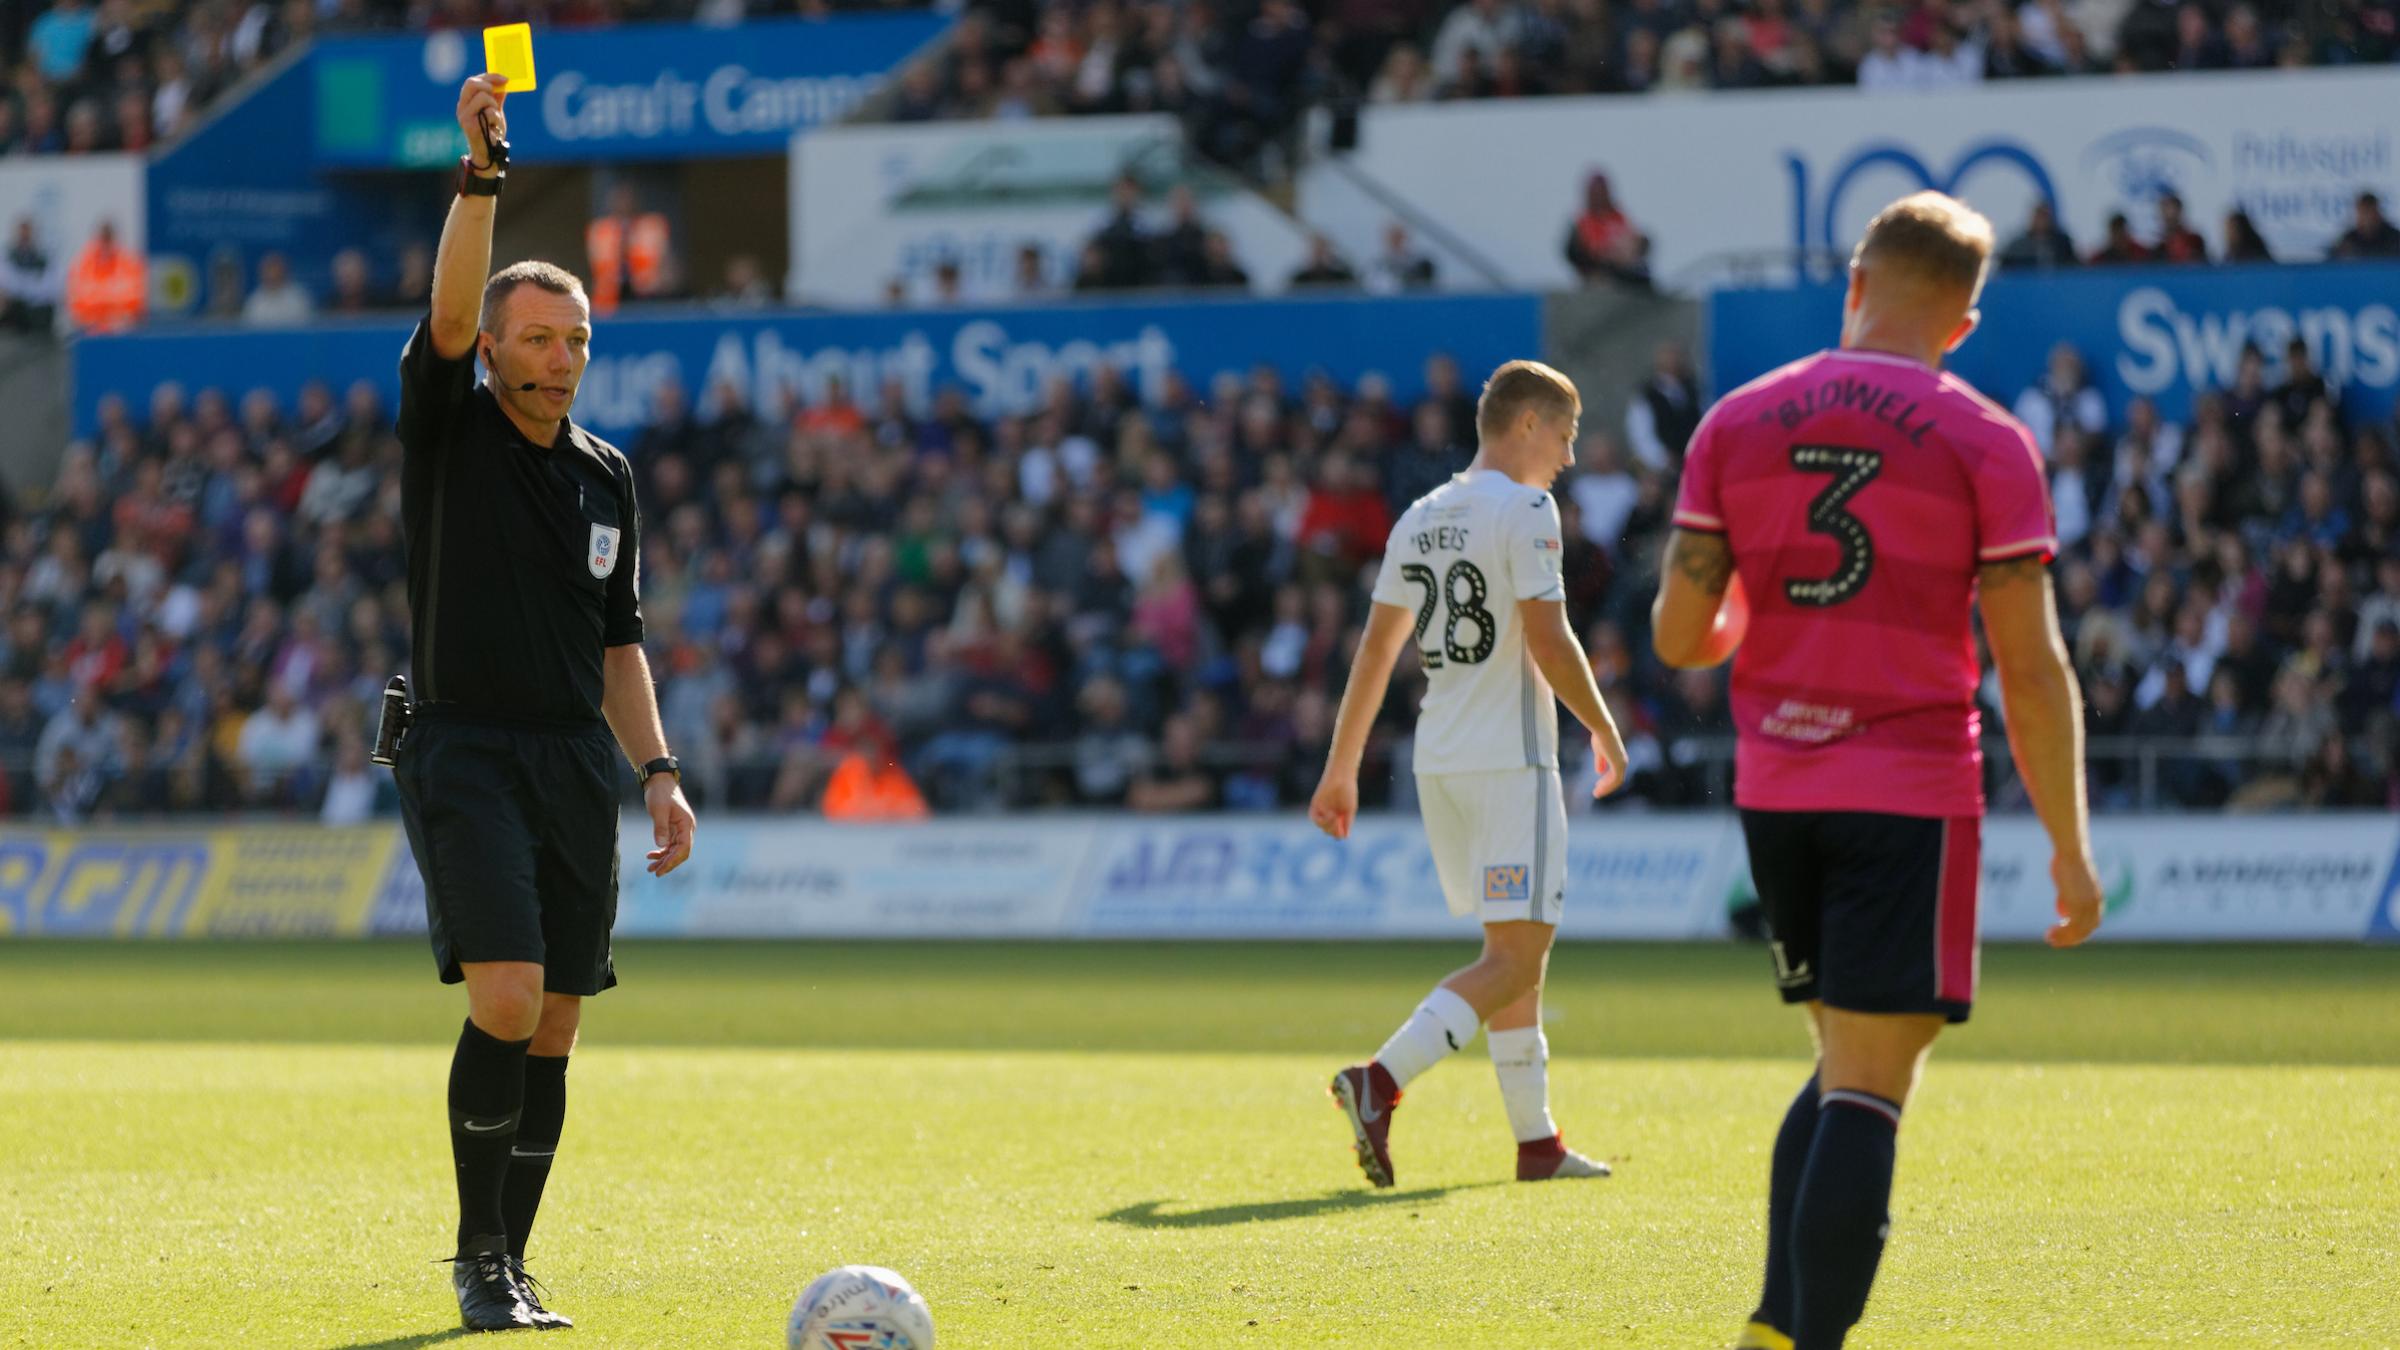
[2, 940, 2394, 1348]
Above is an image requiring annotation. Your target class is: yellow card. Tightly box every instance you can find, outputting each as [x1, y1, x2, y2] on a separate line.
[483, 24, 537, 92]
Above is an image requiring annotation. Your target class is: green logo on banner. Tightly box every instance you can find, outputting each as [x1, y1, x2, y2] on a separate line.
[399, 121, 469, 168]
[315, 58, 384, 156]
[2101, 855, 2136, 915]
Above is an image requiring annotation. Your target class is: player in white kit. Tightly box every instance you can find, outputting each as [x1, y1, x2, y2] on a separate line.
[1311, 360, 1632, 1186]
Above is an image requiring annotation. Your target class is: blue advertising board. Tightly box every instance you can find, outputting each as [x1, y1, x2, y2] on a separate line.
[149, 54, 437, 317]
[1710, 262, 2400, 426]
[311, 13, 950, 167]
[72, 292, 1544, 447]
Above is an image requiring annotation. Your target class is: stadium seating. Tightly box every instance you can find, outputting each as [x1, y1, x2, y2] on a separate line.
[10, 0, 2397, 162]
[14, 328, 2396, 821]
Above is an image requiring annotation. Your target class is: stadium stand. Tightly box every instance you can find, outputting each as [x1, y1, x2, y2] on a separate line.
[7, 0, 2397, 166]
[910, 0, 2400, 139]
[2, 0, 314, 154]
[12, 324, 2398, 821]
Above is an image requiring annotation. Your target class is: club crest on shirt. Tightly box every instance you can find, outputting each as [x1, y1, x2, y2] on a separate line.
[1484, 865, 1529, 901]
[588, 523, 621, 579]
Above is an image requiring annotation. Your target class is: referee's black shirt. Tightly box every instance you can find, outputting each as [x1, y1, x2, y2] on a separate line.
[396, 315, 644, 726]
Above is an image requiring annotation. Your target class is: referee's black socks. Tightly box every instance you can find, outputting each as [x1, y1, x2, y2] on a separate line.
[1790, 1088, 1903, 1350]
[504, 1054, 569, 1261]
[448, 1018, 532, 1252]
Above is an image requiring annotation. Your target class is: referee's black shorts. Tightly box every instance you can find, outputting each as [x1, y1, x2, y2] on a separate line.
[395, 707, 622, 996]
[1740, 808, 1982, 1024]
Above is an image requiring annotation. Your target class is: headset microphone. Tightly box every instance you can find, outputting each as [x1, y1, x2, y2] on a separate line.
[484, 347, 540, 392]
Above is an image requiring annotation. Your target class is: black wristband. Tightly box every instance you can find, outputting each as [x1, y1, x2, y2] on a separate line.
[641, 756, 681, 785]
[457, 156, 504, 198]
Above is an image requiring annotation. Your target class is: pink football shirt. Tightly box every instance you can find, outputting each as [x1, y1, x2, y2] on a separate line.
[1672, 348, 2056, 817]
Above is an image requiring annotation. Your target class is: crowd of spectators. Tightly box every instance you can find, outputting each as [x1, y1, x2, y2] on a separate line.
[2000, 191, 2400, 270]
[880, 177, 1449, 304]
[9, 0, 2400, 166]
[2, 186, 776, 334]
[11, 319, 2395, 823]
[1058, 176, 1437, 295]
[2015, 337, 2400, 809]
[0, 0, 930, 160]
[900, 0, 2400, 153]
[0, 0, 318, 157]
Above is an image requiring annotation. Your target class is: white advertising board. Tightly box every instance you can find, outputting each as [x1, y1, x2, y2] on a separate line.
[791, 115, 1316, 306]
[594, 812, 2398, 943]
[1975, 814, 2400, 942]
[1300, 69, 2400, 290]
[613, 818, 1097, 939]
[2, 810, 2375, 943]
[0, 154, 143, 331]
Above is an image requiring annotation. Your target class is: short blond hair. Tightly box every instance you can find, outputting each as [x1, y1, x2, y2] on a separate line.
[1852, 191, 1994, 300]
[1476, 359, 1581, 439]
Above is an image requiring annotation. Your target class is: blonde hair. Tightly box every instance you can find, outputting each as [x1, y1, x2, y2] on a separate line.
[1475, 359, 1581, 439]
[1851, 191, 1994, 301]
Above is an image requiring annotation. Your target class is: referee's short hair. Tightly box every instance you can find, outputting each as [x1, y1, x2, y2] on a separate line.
[1476, 359, 1581, 440]
[480, 261, 589, 335]
[1852, 191, 1994, 303]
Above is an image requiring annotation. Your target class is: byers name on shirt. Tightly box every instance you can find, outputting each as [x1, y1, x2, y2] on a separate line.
[1412, 526, 1472, 554]
[1757, 375, 1939, 446]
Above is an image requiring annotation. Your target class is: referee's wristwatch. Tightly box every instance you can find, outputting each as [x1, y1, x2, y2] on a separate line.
[640, 756, 681, 787]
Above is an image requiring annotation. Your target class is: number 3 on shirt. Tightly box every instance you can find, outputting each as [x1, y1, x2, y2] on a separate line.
[1785, 445, 1883, 608]
[1400, 560, 1496, 668]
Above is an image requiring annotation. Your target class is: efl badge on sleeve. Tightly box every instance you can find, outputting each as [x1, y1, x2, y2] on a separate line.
[588, 523, 621, 578]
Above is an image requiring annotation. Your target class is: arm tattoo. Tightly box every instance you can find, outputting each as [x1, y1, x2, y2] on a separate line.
[1977, 555, 2050, 592]
[1666, 529, 1735, 596]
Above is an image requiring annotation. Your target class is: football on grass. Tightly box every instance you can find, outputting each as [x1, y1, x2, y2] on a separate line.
[787, 1265, 935, 1350]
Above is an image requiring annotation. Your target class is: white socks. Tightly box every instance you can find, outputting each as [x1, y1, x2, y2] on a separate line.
[1372, 990, 1559, 1144]
[1487, 1026, 1557, 1143]
[1373, 986, 1481, 1088]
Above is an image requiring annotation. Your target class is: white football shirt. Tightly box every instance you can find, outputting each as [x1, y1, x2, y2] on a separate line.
[1371, 468, 1566, 775]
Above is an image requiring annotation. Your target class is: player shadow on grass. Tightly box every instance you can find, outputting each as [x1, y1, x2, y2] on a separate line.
[1102, 1183, 1505, 1230]
[324, 1331, 474, 1348]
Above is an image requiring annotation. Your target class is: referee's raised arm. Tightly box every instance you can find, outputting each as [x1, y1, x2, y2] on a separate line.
[429, 74, 508, 359]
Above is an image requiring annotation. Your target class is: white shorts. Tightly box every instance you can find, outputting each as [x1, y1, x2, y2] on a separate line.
[1416, 766, 1569, 925]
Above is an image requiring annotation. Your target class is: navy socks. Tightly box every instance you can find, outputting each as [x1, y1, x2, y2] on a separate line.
[1790, 1088, 1902, 1350]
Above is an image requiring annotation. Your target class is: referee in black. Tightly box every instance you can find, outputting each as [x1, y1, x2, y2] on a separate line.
[396, 72, 695, 1333]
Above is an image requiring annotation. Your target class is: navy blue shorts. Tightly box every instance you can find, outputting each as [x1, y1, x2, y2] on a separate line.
[1739, 809, 1982, 1024]
[395, 711, 622, 996]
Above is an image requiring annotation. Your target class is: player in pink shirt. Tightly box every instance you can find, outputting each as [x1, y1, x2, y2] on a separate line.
[1650, 192, 2102, 1350]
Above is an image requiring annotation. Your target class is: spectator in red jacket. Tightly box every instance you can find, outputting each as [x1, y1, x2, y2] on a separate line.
[2154, 192, 2209, 263]
[1563, 171, 1651, 288]
[1295, 452, 1393, 580]
[2089, 212, 2155, 265]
